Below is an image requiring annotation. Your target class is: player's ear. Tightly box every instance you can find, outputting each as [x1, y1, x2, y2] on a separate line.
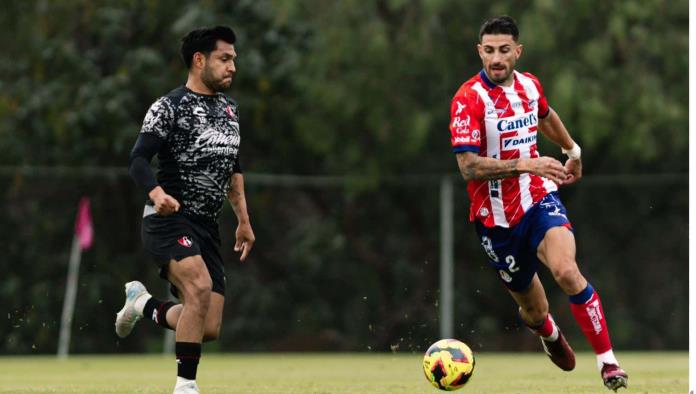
[193, 52, 206, 69]
[477, 43, 484, 60]
[515, 43, 523, 59]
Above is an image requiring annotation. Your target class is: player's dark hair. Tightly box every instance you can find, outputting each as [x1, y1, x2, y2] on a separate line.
[479, 16, 519, 42]
[180, 26, 236, 69]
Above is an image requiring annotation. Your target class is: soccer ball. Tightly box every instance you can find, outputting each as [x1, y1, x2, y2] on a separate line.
[422, 339, 475, 391]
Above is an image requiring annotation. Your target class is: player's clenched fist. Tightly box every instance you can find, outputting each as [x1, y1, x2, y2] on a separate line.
[563, 158, 582, 185]
[148, 186, 180, 216]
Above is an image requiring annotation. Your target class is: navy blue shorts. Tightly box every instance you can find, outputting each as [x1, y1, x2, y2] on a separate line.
[474, 192, 572, 293]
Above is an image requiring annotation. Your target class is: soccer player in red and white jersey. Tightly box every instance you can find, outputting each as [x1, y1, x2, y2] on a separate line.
[449, 16, 628, 391]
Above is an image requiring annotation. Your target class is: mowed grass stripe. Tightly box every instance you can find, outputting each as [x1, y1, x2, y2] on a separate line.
[0, 352, 687, 393]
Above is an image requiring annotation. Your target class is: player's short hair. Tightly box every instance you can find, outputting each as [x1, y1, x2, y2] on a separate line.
[479, 16, 519, 42]
[180, 26, 237, 69]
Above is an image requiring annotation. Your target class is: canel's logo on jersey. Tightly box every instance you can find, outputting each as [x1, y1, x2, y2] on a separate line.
[502, 133, 537, 149]
[496, 112, 538, 131]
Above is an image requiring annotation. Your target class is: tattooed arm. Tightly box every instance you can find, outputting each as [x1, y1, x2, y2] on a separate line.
[455, 152, 567, 184]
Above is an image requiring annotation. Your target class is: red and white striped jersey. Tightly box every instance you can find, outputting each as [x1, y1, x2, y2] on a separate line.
[449, 70, 556, 228]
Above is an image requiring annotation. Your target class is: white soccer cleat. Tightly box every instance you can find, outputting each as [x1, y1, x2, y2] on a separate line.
[173, 381, 200, 394]
[114, 281, 148, 338]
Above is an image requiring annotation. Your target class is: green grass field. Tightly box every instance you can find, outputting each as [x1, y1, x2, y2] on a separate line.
[0, 352, 686, 393]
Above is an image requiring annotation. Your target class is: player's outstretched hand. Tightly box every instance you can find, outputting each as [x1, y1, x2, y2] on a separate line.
[148, 186, 180, 216]
[235, 222, 255, 262]
[562, 158, 582, 185]
[524, 156, 567, 185]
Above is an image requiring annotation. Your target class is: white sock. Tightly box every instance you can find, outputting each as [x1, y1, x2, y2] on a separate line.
[175, 376, 195, 387]
[596, 349, 619, 370]
[133, 293, 152, 316]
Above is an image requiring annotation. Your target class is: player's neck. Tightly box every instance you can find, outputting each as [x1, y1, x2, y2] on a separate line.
[483, 69, 515, 87]
[185, 75, 216, 96]
[495, 74, 515, 87]
[498, 78, 514, 87]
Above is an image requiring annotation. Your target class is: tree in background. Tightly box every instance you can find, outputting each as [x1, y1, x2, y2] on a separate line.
[0, 0, 687, 354]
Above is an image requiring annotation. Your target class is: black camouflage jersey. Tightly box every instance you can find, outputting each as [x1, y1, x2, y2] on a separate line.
[140, 86, 241, 225]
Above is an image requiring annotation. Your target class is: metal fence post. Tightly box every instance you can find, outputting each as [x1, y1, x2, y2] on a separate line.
[439, 176, 454, 339]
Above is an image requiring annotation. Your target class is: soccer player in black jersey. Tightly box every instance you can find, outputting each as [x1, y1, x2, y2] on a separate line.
[115, 26, 254, 394]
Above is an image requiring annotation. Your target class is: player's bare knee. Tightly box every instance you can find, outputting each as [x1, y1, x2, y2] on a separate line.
[180, 280, 212, 314]
[189, 280, 212, 303]
[552, 266, 582, 292]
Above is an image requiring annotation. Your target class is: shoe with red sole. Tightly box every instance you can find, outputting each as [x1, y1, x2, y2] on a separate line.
[601, 363, 628, 392]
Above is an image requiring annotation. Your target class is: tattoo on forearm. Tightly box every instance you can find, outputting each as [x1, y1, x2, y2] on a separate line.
[460, 158, 519, 181]
[228, 176, 243, 204]
[461, 167, 476, 180]
[228, 190, 241, 199]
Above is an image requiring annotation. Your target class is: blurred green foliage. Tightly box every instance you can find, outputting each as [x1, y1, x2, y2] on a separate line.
[0, 0, 687, 173]
[0, 0, 687, 354]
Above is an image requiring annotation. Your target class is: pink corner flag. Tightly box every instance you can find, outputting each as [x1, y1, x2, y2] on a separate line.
[75, 197, 93, 250]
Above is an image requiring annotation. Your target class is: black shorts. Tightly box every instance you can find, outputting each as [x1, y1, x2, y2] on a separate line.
[141, 207, 225, 297]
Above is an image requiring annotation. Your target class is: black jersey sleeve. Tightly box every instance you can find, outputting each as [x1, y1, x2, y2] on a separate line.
[128, 133, 163, 193]
[232, 155, 242, 174]
[129, 96, 175, 193]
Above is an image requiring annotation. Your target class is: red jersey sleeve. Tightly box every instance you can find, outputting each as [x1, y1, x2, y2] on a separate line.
[450, 91, 483, 154]
[523, 72, 550, 118]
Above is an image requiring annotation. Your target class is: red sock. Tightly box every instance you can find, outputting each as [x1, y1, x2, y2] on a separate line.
[532, 314, 555, 337]
[569, 284, 612, 354]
